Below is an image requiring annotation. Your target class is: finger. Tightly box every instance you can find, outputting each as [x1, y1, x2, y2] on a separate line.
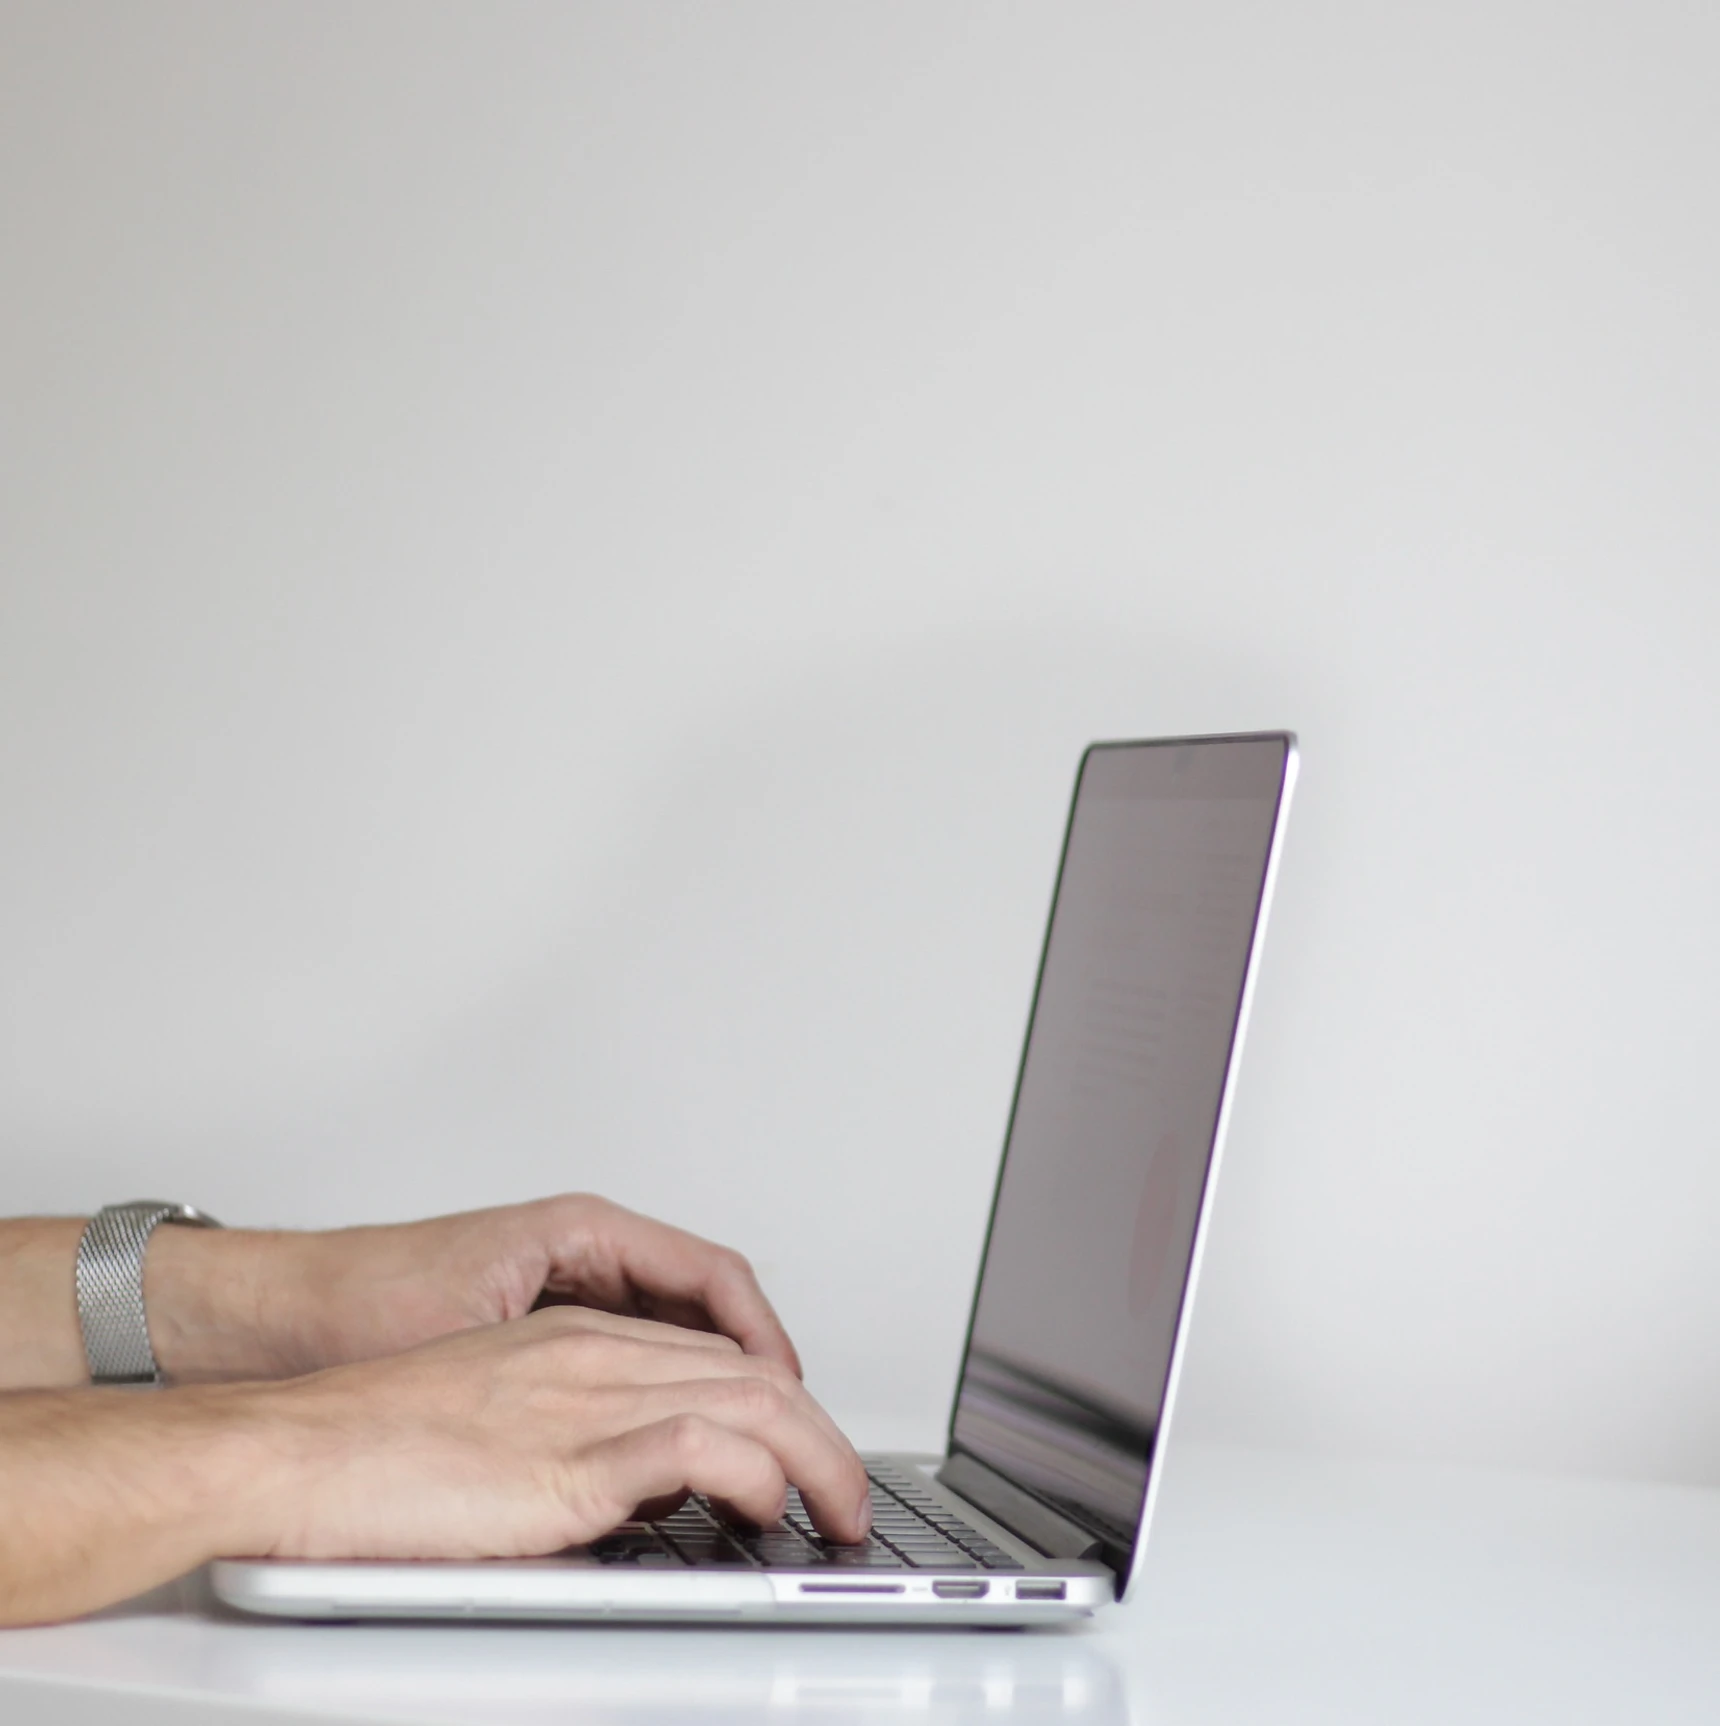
[557, 1202, 803, 1376]
[384, 1305, 742, 1379]
[522, 1303, 742, 1354]
[556, 1376, 871, 1544]
[567, 1415, 789, 1541]
[527, 1324, 856, 1474]
[630, 1490, 692, 1523]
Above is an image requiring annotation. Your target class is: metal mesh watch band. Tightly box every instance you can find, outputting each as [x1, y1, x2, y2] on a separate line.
[75, 1201, 222, 1386]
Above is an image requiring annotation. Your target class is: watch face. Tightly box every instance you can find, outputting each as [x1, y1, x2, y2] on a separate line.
[125, 1202, 221, 1228]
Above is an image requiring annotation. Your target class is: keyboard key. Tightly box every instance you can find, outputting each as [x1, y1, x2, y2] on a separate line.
[641, 1475, 1033, 1575]
[740, 1540, 817, 1565]
[588, 1530, 674, 1564]
[666, 1535, 752, 1566]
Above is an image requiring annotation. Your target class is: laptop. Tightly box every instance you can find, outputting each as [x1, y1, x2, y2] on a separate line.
[213, 731, 1298, 1625]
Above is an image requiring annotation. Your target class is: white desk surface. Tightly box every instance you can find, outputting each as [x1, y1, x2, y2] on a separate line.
[3, 1441, 1716, 1724]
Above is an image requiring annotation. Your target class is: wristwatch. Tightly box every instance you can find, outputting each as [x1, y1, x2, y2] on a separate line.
[75, 1201, 223, 1386]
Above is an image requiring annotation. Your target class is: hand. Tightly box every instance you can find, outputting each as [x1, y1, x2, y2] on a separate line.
[0, 1304, 869, 1625]
[246, 1304, 871, 1558]
[149, 1195, 802, 1384]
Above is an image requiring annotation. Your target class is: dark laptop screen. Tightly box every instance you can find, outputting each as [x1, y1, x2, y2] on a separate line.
[948, 735, 1292, 1574]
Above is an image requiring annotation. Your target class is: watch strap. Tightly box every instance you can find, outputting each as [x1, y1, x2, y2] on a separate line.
[75, 1202, 222, 1385]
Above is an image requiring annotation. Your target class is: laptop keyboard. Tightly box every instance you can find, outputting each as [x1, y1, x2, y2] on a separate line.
[586, 1462, 1024, 1572]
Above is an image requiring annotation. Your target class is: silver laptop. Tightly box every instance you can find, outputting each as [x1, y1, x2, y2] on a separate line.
[214, 731, 1298, 1626]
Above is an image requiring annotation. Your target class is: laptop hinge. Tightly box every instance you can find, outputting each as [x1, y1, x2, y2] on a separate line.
[936, 1452, 1102, 1561]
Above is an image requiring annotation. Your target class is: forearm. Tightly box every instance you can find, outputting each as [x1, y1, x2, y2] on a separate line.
[0, 1221, 87, 1388]
[0, 1384, 279, 1625]
[144, 1226, 312, 1382]
[0, 1218, 316, 1390]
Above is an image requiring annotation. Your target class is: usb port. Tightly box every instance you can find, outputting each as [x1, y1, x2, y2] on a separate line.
[1015, 1580, 1067, 1601]
[931, 1579, 989, 1600]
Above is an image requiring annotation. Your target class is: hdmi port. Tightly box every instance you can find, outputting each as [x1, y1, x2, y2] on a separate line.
[932, 1580, 989, 1599]
[1015, 1580, 1067, 1601]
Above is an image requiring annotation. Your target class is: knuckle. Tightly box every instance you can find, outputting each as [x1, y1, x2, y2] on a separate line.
[546, 1328, 617, 1373]
[665, 1413, 715, 1463]
[559, 1462, 631, 1537]
[548, 1191, 601, 1226]
[717, 1246, 754, 1279]
[727, 1376, 787, 1423]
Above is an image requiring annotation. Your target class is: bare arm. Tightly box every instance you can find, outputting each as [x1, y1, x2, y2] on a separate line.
[0, 1216, 307, 1389]
[0, 1381, 267, 1621]
[0, 1196, 802, 1390]
[0, 1220, 87, 1388]
[0, 1306, 871, 1626]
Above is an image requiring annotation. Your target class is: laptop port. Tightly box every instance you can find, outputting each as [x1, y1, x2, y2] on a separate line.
[931, 1579, 989, 1600]
[1014, 1580, 1067, 1601]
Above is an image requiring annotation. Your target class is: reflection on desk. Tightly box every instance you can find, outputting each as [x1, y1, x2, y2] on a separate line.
[2, 1572, 1122, 1725]
[209, 1616, 1120, 1721]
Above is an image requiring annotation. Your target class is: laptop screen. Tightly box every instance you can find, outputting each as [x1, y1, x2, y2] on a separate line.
[947, 734, 1294, 1576]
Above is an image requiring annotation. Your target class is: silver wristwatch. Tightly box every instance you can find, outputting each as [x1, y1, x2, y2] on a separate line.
[75, 1201, 222, 1385]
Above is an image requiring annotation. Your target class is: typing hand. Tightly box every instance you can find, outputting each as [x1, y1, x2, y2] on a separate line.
[244, 1305, 869, 1558]
[147, 1194, 801, 1382]
[0, 1305, 868, 1625]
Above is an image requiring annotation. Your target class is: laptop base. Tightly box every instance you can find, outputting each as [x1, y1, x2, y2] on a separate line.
[210, 1455, 1113, 1627]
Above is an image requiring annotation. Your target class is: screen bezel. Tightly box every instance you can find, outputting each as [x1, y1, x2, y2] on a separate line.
[940, 731, 1299, 1593]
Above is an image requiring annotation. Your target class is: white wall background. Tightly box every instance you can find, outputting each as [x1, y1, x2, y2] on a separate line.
[3, 2, 1717, 1486]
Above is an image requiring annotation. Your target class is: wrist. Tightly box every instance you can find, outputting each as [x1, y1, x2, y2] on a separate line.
[125, 1382, 300, 1565]
[190, 1379, 323, 1558]
[144, 1226, 318, 1382]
